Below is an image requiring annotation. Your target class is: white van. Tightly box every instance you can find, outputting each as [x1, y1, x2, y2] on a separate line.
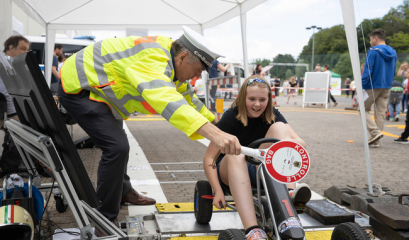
[26, 36, 93, 66]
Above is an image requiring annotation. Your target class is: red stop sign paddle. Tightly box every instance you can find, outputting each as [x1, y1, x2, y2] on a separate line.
[241, 140, 310, 184]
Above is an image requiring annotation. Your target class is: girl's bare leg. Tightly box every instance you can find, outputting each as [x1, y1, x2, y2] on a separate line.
[219, 154, 257, 229]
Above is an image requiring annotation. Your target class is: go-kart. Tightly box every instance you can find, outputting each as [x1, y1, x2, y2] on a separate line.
[194, 138, 371, 240]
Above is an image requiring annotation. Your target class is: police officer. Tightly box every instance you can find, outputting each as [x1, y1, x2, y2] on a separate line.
[58, 26, 241, 235]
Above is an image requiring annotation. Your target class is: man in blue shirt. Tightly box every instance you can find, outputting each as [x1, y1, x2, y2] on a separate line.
[361, 29, 397, 148]
[50, 44, 63, 95]
[208, 60, 230, 111]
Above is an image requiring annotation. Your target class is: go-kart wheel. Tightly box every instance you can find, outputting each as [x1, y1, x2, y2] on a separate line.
[194, 180, 213, 224]
[246, 138, 281, 165]
[54, 195, 68, 213]
[331, 222, 370, 240]
[218, 229, 246, 240]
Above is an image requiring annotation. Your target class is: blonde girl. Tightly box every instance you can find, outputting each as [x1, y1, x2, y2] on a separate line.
[203, 75, 311, 240]
[286, 77, 298, 104]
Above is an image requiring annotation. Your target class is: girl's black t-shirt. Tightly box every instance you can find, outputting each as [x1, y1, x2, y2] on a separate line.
[216, 107, 288, 147]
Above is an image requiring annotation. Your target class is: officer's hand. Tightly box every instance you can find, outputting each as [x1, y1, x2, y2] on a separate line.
[196, 123, 240, 155]
[212, 131, 241, 155]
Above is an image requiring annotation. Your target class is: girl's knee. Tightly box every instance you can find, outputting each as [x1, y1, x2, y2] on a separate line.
[265, 121, 289, 138]
[225, 154, 247, 168]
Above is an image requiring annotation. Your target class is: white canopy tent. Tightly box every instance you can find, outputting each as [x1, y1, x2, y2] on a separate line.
[7, 0, 267, 85]
[2, 0, 375, 194]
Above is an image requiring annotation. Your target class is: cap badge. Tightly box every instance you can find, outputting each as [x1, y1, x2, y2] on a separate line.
[194, 51, 212, 67]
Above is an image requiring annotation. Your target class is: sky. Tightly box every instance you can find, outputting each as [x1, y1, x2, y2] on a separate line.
[91, 0, 403, 62]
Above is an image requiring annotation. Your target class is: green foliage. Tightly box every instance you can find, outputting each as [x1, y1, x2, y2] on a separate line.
[297, 0, 409, 79]
[388, 32, 409, 52]
[285, 69, 294, 79]
[270, 54, 296, 80]
[295, 59, 308, 78]
[333, 53, 353, 79]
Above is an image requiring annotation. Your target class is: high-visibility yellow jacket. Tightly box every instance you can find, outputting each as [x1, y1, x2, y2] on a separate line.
[61, 36, 214, 140]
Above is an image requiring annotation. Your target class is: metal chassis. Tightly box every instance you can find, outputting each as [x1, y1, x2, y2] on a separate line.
[4, 119, 127, 240]
[224, 164, 307, 240]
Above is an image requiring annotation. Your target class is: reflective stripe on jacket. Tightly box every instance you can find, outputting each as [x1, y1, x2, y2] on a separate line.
[61, 36, 214, 140]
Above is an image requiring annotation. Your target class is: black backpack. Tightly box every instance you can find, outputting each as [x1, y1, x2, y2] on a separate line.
[0, 129, 51, 178]
[0, 129, 23, 177]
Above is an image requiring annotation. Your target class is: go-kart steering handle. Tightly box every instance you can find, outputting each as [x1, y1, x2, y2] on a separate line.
[242, 138, 281, 165]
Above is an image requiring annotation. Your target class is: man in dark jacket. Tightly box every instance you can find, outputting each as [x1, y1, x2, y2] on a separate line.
[361, 29, 397, 148]
[394, 81, 409, 144]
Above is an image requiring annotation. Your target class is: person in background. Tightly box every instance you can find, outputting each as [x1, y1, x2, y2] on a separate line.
[345, 78, 351, 98]
[350, 79, 356, 99]
[190, 76, 199, 88]
[286, 77, 298, 104]
[272, 76, 280, 97]
[404, 79, 408, 114]
[1, 35, 30, 127]
[388, 80, 404, 122]
[361, 29, 397, 148]
[224, 72, 233, 100]
[298, 77, 304, 95]
[194, 76, 206, 105]
[314, 65, 321, 72]
[323, 65, 338, 107]
[397, 62, 408, 113]
[50, 44, 63, 95]
[57, 53, 65, 75]
[209, 60, 230, 111]
[282, 78, 289, 97]
[252, 64, 266, 76]
[394, 81, 409, 144]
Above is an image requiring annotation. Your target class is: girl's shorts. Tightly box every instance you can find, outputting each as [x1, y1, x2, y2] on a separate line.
[216, 155, 261, 194]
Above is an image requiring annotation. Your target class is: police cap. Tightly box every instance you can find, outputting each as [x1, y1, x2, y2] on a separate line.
[179, 26, 224, 72]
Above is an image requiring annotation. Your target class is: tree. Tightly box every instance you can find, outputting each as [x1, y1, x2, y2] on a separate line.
[270, 54, 295, 80]
[333, 53, 353, 79]
[295, 59, 308, 78]
[388, 32, 409, 52]
[285, 69, 293, 79]
[357, 18, 385, 52]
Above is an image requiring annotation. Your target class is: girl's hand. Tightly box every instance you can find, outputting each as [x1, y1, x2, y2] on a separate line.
[213, 191, 226, 210]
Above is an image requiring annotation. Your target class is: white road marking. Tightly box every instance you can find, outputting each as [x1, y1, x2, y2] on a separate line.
[124, 122, 168, 215]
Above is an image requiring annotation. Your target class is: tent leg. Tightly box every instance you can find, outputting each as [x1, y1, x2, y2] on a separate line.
[239, 3, 249, 81]
[340, 0, 373, 194]
[45, 26, 56, 87]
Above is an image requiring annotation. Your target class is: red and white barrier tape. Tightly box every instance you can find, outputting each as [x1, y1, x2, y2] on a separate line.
[208, 76, 239, 86]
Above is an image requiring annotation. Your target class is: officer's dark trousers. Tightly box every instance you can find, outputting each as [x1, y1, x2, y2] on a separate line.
[58, 84, 132, 221]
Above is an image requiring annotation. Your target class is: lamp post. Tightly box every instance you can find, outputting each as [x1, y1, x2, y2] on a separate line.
[306, 26, 322, 71]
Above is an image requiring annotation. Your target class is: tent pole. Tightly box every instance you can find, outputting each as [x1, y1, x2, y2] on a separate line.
[340, 0, 373, 194]
[45, 26, 56, 87]
[0, 0, 13, 48]
[239, 3, 249, 81]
